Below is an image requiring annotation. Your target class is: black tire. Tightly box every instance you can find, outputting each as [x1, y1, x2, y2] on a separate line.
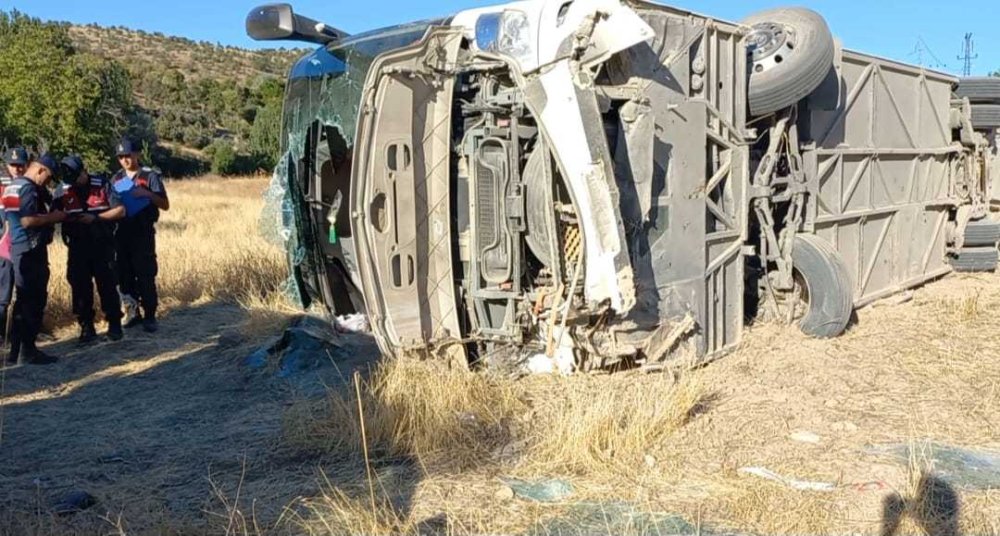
[743, 8, 835, 117]
[951, 247, 999, 273]
[970, 104, 1000, 129]
[956, 77, 1000, 103]
[964, 219, 1000, 247]
[791, 234, 854, 338]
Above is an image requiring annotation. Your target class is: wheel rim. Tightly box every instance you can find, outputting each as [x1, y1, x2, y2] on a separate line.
[747, 22, 793, 74]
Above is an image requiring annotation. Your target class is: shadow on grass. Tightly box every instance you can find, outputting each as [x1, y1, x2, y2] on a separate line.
[0, 301, 390, 534]
[881, 473, 961, 536]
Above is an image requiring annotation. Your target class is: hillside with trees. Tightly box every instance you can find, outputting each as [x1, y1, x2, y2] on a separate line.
[0, 10, 308, 176]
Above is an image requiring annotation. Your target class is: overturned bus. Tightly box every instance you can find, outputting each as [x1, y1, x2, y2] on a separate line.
[248, 0, 1000, 371]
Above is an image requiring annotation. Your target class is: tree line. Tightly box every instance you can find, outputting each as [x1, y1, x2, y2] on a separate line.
[0, 11, 287, 177]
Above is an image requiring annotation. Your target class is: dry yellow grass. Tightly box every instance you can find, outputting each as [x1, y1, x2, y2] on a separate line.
[284, 358, 528, 468]
[284, 360, 711, 535]
[286, 273, 1000, 536]
[44, 176, 288, 334]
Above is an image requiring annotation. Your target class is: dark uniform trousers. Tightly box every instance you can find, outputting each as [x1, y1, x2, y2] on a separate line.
[67, 238, 122, 324]
[0, 257, 13, 310]
[10, 246, 49, 356]
[116, 218, 158, 317]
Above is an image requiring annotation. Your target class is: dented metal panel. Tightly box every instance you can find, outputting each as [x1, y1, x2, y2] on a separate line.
[802, 48, 961, 305]
[608, 3, 751, 357]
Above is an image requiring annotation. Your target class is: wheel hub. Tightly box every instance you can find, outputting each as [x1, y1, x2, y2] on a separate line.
[747, 22, 789, 61]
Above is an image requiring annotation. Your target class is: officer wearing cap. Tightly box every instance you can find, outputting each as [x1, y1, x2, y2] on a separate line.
[0, 147, 28, 341]
[54, 155, 126, 343]
[2, 154, 66, 365]
[111, 138, 169, 333]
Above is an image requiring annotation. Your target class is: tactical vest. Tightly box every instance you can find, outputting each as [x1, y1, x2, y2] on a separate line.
[56, 175, 115, 245]
[2, 178, 54, 252]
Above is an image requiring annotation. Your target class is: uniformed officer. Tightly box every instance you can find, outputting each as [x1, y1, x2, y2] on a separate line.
[2, 155, 66, 365]
[55, 156, 126, 343]
[112, 139, 169, 333]
[0, 147, 28, 341]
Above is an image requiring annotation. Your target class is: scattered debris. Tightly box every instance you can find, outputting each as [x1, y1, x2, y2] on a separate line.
[243, 316, 343, 377]
[499, 477, 574, 503]
[642, 314, 697, 365]
[739, 466, 836, 492]
[334, 313, 369, 334]
[532, 501, 702, 536]
[243, 346, 271, 370]
[790, 431, 823, 444]
[868, 441, 1000, 490]
[51, 490, 97, 516]
[524, 350, 574, 376]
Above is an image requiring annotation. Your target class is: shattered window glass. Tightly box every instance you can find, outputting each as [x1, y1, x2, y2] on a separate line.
[260, 20, 441, 308]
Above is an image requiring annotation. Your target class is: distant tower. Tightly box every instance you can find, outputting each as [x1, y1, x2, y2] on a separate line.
[910, 37, 948, 70]
[958, 33, 978, 76]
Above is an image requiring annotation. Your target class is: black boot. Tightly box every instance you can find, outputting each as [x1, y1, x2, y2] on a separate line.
[78, 322, 98, 345]
[0, 307, 8, 345]
[106, 318, 124, 341]
[142, 313, 159, 334]
[21, 345, 57, 366]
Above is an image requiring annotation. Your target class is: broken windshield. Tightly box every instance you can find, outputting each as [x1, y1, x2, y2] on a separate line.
[266, 19, 446, 310]
[282, 19, 445, 150]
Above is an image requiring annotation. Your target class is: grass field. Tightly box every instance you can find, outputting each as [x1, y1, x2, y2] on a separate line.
[2, 176, 999, 535]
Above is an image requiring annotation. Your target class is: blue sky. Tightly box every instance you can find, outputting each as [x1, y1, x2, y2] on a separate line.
[2, 0, 997, 76]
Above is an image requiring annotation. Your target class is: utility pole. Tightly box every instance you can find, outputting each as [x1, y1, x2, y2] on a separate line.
[958, 33, 977, 76]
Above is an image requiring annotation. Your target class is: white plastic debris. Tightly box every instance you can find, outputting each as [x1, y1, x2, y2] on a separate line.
[790, 431, 823, 444]
[553, 347, 574, 375]
[334, 314, 369, 334]
[739, 467, 836, 492]
[524, 348, 575, 376]
[526, 354, 557, 375]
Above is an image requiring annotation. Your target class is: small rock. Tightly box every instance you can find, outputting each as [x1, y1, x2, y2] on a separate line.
[832, 421, 859, 433]
[494, 485, 515, 501]
[824, 399, 839, 408]
[644, 455, 657, 468]
[98, 453, 127, 464]
[51, 490, 97, 516]
[416, 513, 449, 532]
[217, 330, 245, 348]
[790, 431, 822, 444]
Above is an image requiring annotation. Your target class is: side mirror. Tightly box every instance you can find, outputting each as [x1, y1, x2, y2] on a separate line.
[246, 4, 348, 45]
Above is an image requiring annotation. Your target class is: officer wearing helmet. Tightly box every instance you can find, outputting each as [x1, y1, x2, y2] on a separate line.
[111, 139, 169, 333]
[54, 155, 126, 343]
[0, 147, 28, 341]
[2, 154, 66, 365]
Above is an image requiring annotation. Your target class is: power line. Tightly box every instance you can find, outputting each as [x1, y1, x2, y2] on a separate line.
[909, 36, 949, 70]
[958, 33, 978, 76]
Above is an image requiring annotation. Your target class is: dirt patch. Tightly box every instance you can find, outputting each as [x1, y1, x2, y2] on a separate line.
[0, 304, 379, 535]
